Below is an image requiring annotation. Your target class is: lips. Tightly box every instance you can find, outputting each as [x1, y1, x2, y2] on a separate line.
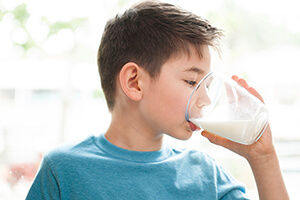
[188, 121, 199, 131]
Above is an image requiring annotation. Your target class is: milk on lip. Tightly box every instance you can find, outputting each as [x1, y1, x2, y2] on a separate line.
[190, 118, 256, 144]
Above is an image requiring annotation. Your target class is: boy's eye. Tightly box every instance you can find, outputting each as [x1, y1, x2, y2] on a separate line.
[185, 80, 197, 87]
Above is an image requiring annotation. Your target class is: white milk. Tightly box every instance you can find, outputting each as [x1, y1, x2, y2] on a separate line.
[190, 118, 255, 144]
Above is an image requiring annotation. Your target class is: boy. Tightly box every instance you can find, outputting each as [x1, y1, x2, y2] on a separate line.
[26, 1, 289, 199]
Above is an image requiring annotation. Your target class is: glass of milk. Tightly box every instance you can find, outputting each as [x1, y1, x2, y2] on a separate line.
[185, 72, 268, 145]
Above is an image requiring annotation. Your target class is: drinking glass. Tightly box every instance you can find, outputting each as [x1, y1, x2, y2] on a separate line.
[185, 72, 268, 145]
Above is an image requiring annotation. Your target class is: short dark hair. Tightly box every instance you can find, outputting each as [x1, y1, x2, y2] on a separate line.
[97, 0, 223, 111]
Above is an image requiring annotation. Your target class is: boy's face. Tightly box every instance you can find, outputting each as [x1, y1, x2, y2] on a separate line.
[140, 45, 211, 140]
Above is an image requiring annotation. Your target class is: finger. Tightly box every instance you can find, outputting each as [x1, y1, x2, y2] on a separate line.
[232, 75, 239, 81]
[248, 87, 264, 103]
[201, 130, 246, 153]
[237, 78, 249, 90]
[230, 76, 248, 102]
[225, 82, 236, 104]
[233, 77, 264, 102]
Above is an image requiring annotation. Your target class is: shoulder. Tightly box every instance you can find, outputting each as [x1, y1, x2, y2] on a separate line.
[169, 146, 239, 178]
[43, 135, 99, 168]
[169, 146, 218, 167]
[171, 146, 216, 162]
[171, 147, 247, 196]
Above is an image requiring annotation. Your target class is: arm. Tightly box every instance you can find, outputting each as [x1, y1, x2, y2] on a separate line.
[26, 156, 61, 200]
[201, 76, 289, 200]
[247, 146, 288, 200]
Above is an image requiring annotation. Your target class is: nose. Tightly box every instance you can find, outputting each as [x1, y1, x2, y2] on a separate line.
[195, 85, 212, 108]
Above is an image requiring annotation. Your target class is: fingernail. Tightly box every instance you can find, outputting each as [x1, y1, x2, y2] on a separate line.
[232, 75, 238, 80]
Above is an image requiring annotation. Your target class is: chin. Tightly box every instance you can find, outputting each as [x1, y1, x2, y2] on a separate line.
[169, 129, 193, 141]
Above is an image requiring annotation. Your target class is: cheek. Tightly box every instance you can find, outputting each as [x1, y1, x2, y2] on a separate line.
[158, 84, 190, 122]
[141, 76, 192, 129]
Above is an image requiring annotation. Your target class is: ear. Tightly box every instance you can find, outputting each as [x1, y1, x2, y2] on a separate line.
[118, 62, 145, 101]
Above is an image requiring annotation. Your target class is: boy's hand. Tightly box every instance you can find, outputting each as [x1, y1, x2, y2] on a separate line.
[201, 75, 276, 162]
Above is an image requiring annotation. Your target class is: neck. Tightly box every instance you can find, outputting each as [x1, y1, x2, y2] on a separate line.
[104, 106, 164, 152]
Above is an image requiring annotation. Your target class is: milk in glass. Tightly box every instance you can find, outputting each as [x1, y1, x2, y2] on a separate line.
[190, 118, 258, 144]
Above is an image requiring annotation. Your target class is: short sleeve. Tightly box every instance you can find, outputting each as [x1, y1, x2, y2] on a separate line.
[215, 163, 250, 200]
[26, 156, 61, 200]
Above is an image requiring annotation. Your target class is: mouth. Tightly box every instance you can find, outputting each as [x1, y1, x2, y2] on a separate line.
[188, 121, 199, 132]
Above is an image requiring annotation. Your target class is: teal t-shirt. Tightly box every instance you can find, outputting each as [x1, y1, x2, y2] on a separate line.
[26, 134, 249, 200]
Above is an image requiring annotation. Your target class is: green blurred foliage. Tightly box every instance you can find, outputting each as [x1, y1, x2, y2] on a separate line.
[42, 17, 88, 37]
[118, 0, 131, 8]
[93, 90, 105, 99]
[0, 3, 87, 52]
[12, 3, 29, 26]
[0, 9, 8, 21]
[19, 39, 36, 51]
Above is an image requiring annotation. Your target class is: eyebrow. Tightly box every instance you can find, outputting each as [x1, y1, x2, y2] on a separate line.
[183, 66, 205, 74]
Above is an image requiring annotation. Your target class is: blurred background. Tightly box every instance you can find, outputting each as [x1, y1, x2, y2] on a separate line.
[0, 0, 299, 199]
